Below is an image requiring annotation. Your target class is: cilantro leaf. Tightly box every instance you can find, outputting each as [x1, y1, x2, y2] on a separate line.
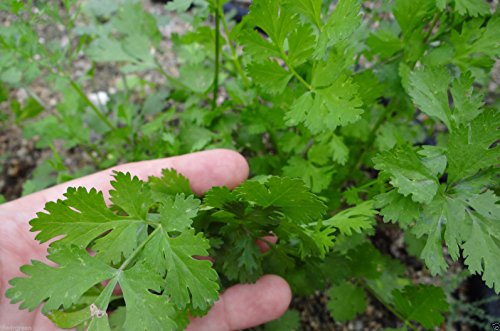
[235, 176, 327, 223]
[450, 71, 483, 125]
[327, 282, 367, 322]
[287, 24, 316, 67]
[119, 263, 179, 331]
[373, 146, 440, 204]
[159, 194, 201, 232]
[392, 285, 449, 329]
[246, 0, 298, 48]
[315, 0, 361, 57]
[453, 0, 490, 16]
[325, 201, 376, 236]
[461, 191, 500, 293]
[282, 156, 334, 193]
[6, 246, 116, 314]
[149, 168, 193, 197]
[284, 0, 322, 28]
[240, 30, 281, 63]
[447, 110, 499, 182]
[110, 172, 152, 220]
[247, 61, 293, 95]
[408, 66, 452, 129]
[375, 190, 421, 229]
[30, 187, 135, 248]
[286, 76, 363, 133]
[143, 229, 219, 310]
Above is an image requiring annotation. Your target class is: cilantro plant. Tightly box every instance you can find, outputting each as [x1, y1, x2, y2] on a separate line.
[2, 0, 500, 329]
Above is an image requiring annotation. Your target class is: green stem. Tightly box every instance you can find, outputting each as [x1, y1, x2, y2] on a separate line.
[155, 59, 187, 89]
[347, 103, 393, 179]
[358, 280, 419, 331]
[119, 227, 161, 271]
[219, 6, 250, 87]
[212, 0, 221, 111]
[67, 79, 116, 131]
[423, 12, 441, 44]
[279, 47, 313, 91]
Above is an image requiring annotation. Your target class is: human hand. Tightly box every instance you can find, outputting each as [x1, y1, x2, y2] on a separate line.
[0, 149, 291, 330]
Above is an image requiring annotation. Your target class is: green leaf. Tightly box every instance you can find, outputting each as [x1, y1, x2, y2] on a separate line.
[461, 191, 500, 293]
[408, 66, 452, 129]
[110, 172, 152, 220]
[264, 309, 301, 331]
[159, 194, 200, 232]
[327, 282, 367, 322]
[412, 189, 469, 274]
[450, 71, 483, 125]
[247, 0, 298, 48]
[165, 0, 193, 12]
[373, 146, 439, 204]
[149, 169, 193, 197]
[447, 110, 499, 182]
[30, 187, 136, 247]
[283, 0, 322, 27]
[235, 176, 327, 223]
[142, 229, 219, 310]
[6, 246, 116, 314]
[247, 61, 293, 95]
[287, 24, 316, 67]
[220, 227, 263, 283]
[325, 201, 376, 236]
[374, 190, 420, 229]
[240, 30, 281, 63]
[453, 0, 490, 16]
[451, 16, 500, 63]
[93, 223, 141, 265]
[203, 186, 237, 209]
[286, 76, 363, 133]
[392, 285, 449, 329]
[315, 0, 361, 57]
[282, 156, 334, 193]
[119, 263, 179, 331]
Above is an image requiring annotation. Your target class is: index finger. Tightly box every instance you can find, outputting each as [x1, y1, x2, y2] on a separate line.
[3, 149, 249, 213]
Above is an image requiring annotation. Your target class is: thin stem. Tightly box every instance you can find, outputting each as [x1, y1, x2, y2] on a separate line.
[423, 12, 441, 44]
[346, 102, 393, 179]
[154, 59, 187, 89]
[212, 0, 221, 111]
[67, 79, 116, 131]
[219, 6, 250, 87]
[119, 227, 161, 271]
[357, 280, 419, 331]
[279, 47, 313, 91]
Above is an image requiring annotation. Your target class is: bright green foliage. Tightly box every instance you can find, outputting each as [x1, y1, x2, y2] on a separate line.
[392, 285, 449, 329]
[409, 67, 452, 129]
[325, 201, 376, 236]
[7, 246, 116, 314]
[373, 146, 439, 204]
[264, 309, 301, 331]
[246, 61, 292, 95]
[7, 170, 217, 329]
[374, 190, 420, 228]
[447, 110, 499, 182]
[119, 263, 178, 330]
[235, 177, 327, 223]
[327, 282, 367, 322]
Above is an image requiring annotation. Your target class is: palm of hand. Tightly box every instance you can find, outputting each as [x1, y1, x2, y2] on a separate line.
[0, 150, 291, 331]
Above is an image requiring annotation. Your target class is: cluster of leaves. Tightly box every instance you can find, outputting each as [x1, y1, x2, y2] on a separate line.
[1, 0, 499, 329]
[8, 170, 336, 330]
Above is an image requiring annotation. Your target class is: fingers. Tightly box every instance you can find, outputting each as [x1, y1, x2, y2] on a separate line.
[3, 149, 248, 212]
[186, 275, 292, 331]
